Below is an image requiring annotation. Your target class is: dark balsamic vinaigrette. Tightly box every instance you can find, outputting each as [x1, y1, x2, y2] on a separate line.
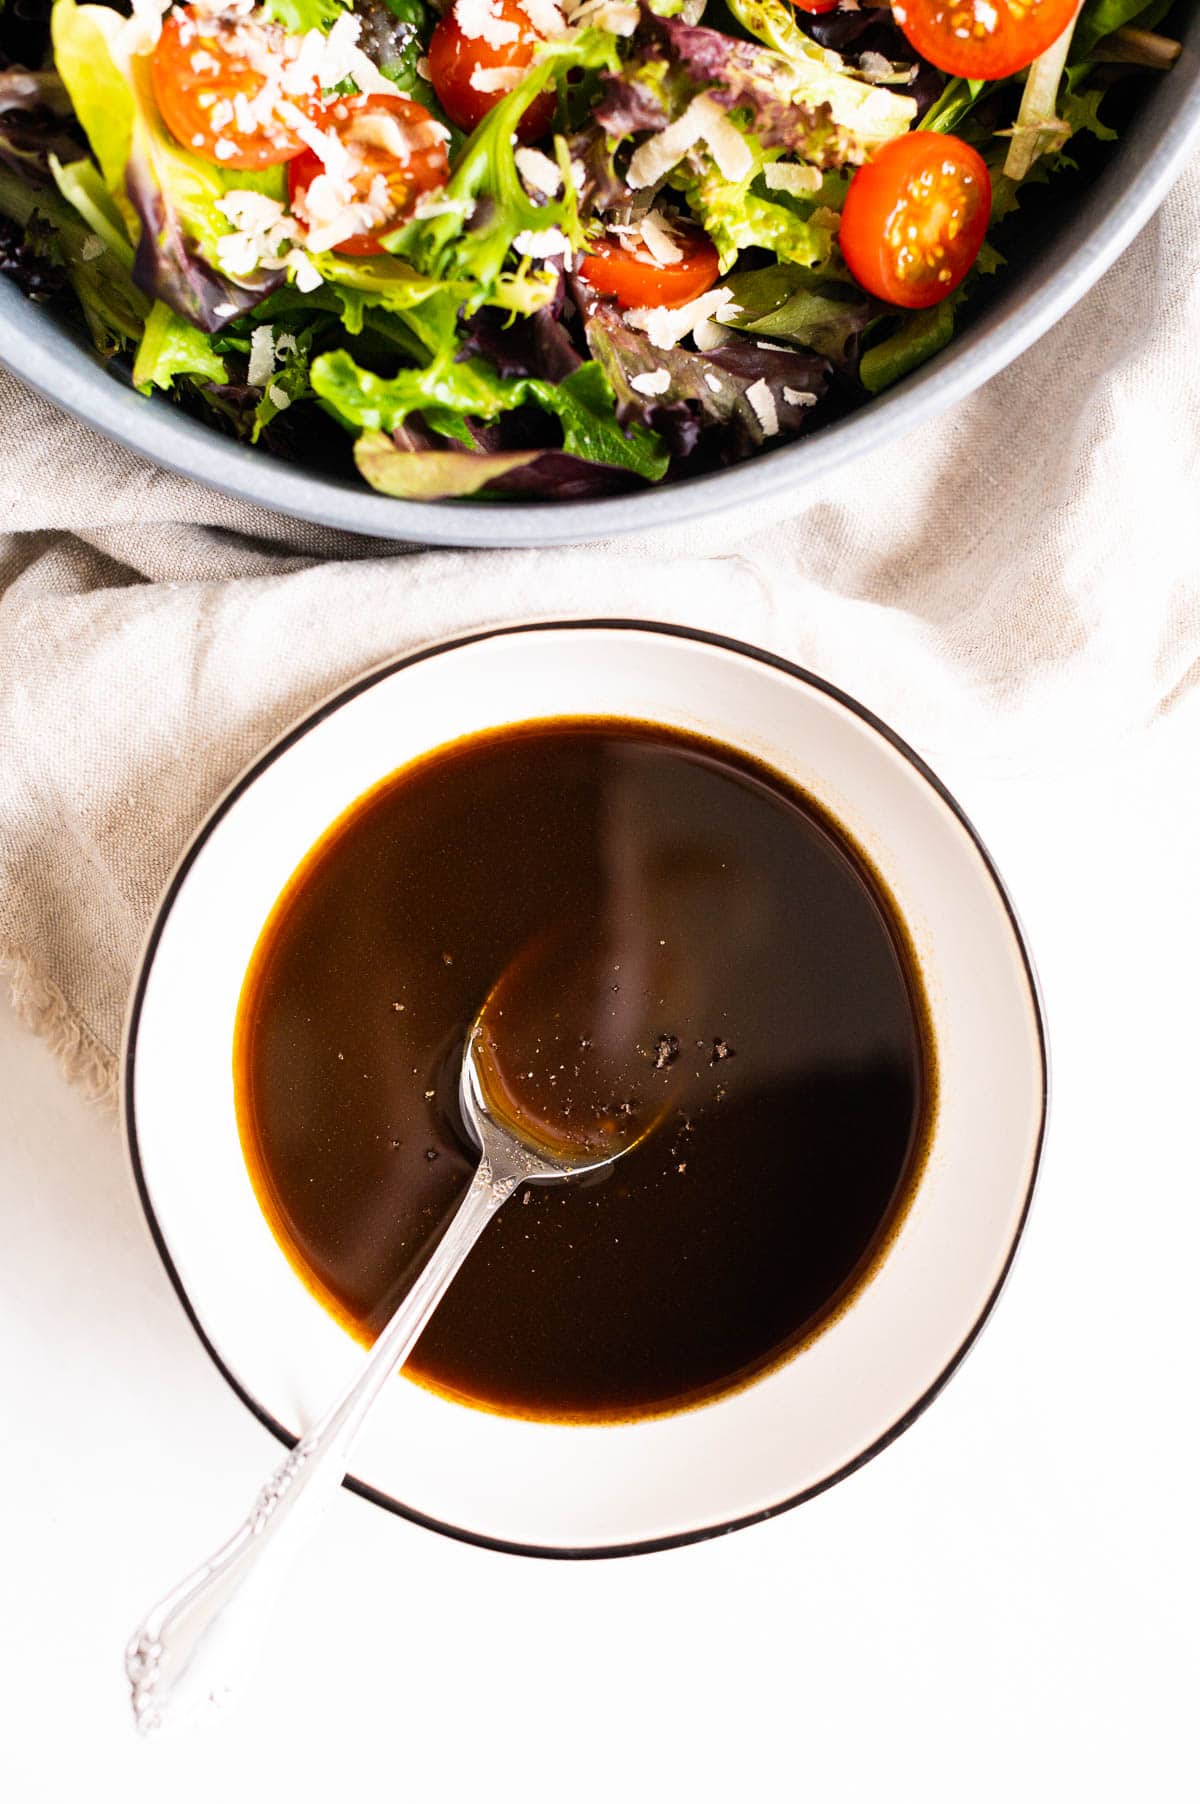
[235, 719, 935, 1423]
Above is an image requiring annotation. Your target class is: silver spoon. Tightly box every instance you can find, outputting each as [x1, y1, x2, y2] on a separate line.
[126, 1013, 640, 1734]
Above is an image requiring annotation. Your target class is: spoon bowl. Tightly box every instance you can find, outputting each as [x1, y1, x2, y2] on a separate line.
[459, 1025, 640, 1181]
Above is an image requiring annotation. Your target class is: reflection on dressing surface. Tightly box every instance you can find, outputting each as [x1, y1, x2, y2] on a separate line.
[236, 719, 932, 1422]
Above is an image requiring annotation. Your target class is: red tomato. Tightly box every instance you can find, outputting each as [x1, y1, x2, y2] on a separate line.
[288, 94, 450, 257]
[579, 227, 720, 311]
[838, 131, 990, 309]
[790, 0, 841, 13]
[151, 5, 316, 170]
[428, 0, 558, 142]
[891, 0, 1080, 81]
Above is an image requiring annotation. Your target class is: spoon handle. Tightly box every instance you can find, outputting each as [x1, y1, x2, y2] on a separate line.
[126, 1156, 519, 1735]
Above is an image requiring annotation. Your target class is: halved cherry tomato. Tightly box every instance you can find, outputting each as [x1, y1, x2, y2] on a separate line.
[579, 227, 720, 311]
[428, 0, 558, 142]
[288, 94, 450, 256]
[151, 5, 316, 170]
[891, 0, 1080, 81]
[839, 130, 990, 309]
[789, 0, 840, 13]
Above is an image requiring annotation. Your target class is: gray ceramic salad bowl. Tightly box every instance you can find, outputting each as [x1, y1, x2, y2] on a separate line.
[2, 18, 1198, 548]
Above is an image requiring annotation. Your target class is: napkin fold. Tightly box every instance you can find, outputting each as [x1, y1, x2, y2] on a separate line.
[2, 161, 1198, 1103]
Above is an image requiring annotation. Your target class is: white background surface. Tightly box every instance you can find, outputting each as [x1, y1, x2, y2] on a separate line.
[2, 695, 1197, 1802]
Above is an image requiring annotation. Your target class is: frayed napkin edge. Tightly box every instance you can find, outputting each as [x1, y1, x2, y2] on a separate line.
[2, 943, 117, 1107]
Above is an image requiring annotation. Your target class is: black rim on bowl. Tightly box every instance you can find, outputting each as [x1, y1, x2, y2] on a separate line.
[122, 621, 1049, 1559]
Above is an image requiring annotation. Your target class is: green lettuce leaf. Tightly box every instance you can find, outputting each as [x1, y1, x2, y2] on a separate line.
[1071, 0, 1172, 60]
[859, 302, 954, 394]
[260, 0, 350, 31]
[718, 263, 869, 363]
[311, 347, 669, 478]
[673, 136, 838, 271]
[132, 297, 228, 389]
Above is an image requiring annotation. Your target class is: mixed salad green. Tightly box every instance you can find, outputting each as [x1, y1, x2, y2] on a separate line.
[0, 0, 1181, 500]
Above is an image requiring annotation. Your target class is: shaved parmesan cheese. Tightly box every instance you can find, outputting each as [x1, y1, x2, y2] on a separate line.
[512, 227, 572, 258]
[630, 369, 671, 396]
[624, 285, 733, 350]
[346, 111, 418, 160]
[514, 146, 564, 196]
[455, 0, 520, 46]
[266, 382, 292, 412]
[783, 388, 818, 407]
[627, 95, 752, 190]
[517, 0, 567, 34]
[763, 161, 822, 196]
[470, 65, 525, 92]
[638, 209, 683, 266]
[626, 99, 708, 190]
[563, 0, 637, 26]
[247, 325, 277, 388]
[287, 248, 322, 292]
[745, 377, 779, 438]
[217, 190, 287, 233]
[692, 317, 732, 351]
[703, 371, 722, 393]
[701, 103, 754, 182]
[215, 188, 294, 276]
[119, 0, 170, 57]
[413, 193, 474, 219]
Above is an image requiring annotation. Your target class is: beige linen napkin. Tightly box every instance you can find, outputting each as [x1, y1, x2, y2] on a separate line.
[3, 161, 1198, 1103]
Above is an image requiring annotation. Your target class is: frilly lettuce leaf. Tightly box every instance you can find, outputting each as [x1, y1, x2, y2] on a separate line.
[673, 134, 838, 271]
[598, 12, 846, 163]
[721, 0, 918, 150]
[132, 297, 228, 389]
[311, 346, 669, 478]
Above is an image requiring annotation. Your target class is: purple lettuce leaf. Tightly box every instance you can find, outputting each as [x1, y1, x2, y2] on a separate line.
[125, 145, 283, 332]
[355, 411, 639, 500]
[566, 122, 632, 213]
[458, 264, 583, 382]
[0, 65, 82, 185]
[580, 294, 831, 464]
[596, 10, 843, 164]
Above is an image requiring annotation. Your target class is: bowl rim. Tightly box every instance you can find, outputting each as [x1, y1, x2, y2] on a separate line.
[121, 619, 1049, 1559]
[3, 52, 1199, 546]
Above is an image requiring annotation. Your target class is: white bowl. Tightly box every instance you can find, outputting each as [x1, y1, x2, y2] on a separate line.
[123, 623, 1047, 1556]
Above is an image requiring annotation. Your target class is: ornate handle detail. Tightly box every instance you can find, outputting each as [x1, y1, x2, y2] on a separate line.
[126, 1156, 518, 1733]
